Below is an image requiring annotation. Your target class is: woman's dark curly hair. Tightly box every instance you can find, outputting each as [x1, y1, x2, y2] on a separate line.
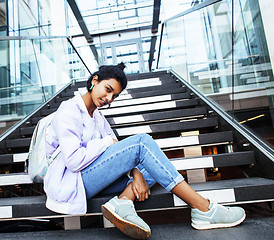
[86, 63, 127, 92]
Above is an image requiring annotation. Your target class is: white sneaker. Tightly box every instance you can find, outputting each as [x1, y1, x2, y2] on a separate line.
[191, 200, 246, 230]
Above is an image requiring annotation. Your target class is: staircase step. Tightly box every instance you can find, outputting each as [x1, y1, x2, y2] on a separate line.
[32, 107, 206, 128]
[155, 131, 233, 149]
[113, 117, 218, 137]
[22, 100, 201, 136]
[41, 108, 56, 117]
[122, 82, 182, 94]
[108, 107, 207, 126]
[104, 92, 191, 109]
[0, 153, 28, 164]
[170, 151, 255, 171]
[0, 173, 32, 186]
[62, 82, 182, 99]
[5, 138, 31, 148]
[59, 86, 187, 103]
[1, 177, 273, 219]
[133, 177, 274, 211]
[127, 71, 169, 80]
[70, 77, 178, 91]
[51, 92, 191, 110]
[0, 131, 233, 163]
[0, 151, 255, 186]
[116, 87, 187, 100]
[41, 99, 200, 119]
[72, 74, 171, 89]
[101, 99, 199, 117]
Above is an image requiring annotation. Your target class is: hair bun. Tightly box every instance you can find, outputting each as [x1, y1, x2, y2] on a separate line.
[117, 62, 126, 71]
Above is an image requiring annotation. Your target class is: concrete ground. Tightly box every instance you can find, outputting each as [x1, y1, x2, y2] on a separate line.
[0, 216, 274, 240]
[0, 202, 273, 239]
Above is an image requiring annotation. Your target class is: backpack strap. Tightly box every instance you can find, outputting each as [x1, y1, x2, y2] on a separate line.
[48, 146, 61, 165]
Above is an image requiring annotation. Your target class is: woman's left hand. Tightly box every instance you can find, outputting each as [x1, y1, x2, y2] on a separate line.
[130, 168, 150, 202]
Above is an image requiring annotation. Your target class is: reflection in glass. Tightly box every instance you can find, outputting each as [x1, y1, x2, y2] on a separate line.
[0, 37, 90, 137]
[0, 0, 6, 26]
[158, 0, 274, 148]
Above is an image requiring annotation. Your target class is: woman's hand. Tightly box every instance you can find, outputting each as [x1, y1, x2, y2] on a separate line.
[113, 138, 118, 144]
[130, 168, 150, 202]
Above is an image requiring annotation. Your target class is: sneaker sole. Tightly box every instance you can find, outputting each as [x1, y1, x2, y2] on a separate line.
[101, 204, 150, 239]
[191, 213, 246, 230]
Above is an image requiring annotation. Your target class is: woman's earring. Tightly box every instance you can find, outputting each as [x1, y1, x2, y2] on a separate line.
[90, 83, 94, 91]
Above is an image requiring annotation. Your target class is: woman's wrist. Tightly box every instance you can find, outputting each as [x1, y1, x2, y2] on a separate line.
[130, 167, 140, 177]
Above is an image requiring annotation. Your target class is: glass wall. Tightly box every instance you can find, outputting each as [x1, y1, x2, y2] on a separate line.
[157, 0, 274, 148]
[0, 37, 91, 137]
[8, 0, 67, 37]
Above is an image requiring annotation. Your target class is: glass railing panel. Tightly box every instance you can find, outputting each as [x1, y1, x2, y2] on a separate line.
[231, 0, 274, 148]
[0, 37, 92, 138]
[157, 0, 274, 149]
[158, 1, 233, 111]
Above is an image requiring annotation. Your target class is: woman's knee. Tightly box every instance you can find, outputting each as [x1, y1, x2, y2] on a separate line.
[128, 133, 155, 148]
[138, 133, 153, 143]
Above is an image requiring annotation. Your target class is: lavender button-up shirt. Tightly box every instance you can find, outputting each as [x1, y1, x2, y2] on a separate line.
[44, 94, 116, 214]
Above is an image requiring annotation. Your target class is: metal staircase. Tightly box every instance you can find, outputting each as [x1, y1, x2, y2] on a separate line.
[0, 70, 274, 229]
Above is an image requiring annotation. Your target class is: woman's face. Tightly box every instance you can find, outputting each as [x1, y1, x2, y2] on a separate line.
[92, 78, 122, 108]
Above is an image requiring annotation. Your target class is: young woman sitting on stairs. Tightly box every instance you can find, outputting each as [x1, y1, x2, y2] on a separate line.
[44, 63, 245, 239]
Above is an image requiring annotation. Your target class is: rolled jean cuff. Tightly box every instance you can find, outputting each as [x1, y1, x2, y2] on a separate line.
[165, 174, 184, 192]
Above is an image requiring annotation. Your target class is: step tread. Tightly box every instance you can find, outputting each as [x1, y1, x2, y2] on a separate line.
[0, 153, 28, 164]
[32, 107, 207, 127]
[0, 172, 32, 186]
[0, 177, 273, 219]
[108, 107, 207, 126]
[5, 138, 31, 148]
[0, 151, 255, 186]
[114, 117, 218, 136]
[1, 131, 233, 163]
[68, 81, 182, 96]
[100, 99, 199, 117]
[53, 92, 191, 110]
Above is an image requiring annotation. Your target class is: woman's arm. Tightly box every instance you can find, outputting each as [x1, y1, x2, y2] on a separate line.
[52, 103, 114, 173]
[130, 168, 151, 202]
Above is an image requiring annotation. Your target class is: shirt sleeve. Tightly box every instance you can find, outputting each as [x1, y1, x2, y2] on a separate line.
[52, 102, 114, 173]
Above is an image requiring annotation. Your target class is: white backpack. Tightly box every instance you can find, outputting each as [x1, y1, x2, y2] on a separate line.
[26, 113, 60, 183]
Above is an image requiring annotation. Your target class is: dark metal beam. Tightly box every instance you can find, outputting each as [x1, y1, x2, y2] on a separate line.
[148, 36, 157, 72]
[152, 0, 161, 33]
[67, 0, 93, 43]
[149, 0, 161, 71]
[67, 0, 99, 62]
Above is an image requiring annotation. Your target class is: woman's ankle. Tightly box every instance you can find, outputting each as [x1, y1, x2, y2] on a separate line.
[194, 199, 210, 212]
[118, 194, 135, 201]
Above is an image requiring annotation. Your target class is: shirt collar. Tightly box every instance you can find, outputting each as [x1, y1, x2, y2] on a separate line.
[74, 93, 99, 118]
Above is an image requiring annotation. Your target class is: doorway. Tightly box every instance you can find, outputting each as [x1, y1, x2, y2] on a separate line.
[101, 39, 145, 74]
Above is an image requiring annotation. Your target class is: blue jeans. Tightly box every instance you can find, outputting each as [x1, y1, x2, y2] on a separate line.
[81, 133, 184, 199]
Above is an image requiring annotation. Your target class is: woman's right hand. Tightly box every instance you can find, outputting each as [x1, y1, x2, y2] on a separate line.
[130, 168, 150, 202]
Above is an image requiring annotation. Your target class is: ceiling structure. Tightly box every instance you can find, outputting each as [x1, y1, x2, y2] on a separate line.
[67, 0, 161, 71]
